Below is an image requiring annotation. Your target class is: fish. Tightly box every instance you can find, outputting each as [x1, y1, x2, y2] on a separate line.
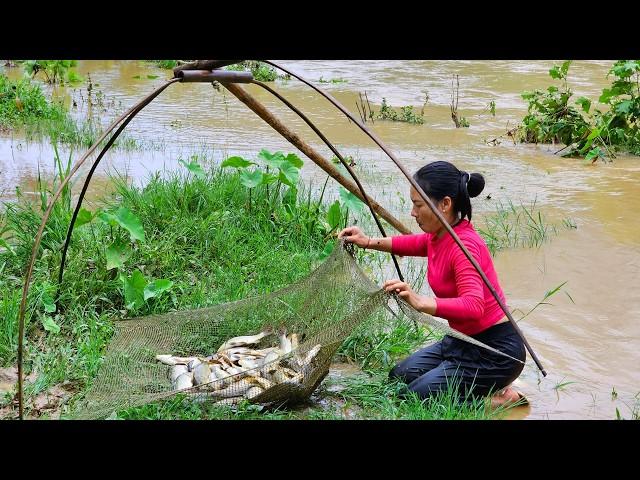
[217, 329, 273, 353]
[224, 347, 253, 356]
[279, 328, 292, 354]
[174, 372, 194, 390]
[187, 358, 202, 372]
[238, 358, 260, 370]
[292, 344, 321, 371]
[283, 372, 304, 385]
[247, 375, 274, 390]
[301, 344, 321, 367]
[246, 386, 264, 400]
[156, 354, 199, 366]
[209, 380, 253, 399]
[193, 362, 211, 386]
[156, 354, 177, 366]
[261, 350, 281, 369]
[269, 369, 287, 384]
[170, 365, 188, 382]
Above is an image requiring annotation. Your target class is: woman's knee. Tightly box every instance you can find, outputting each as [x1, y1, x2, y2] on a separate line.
[389, 362, 408, 382]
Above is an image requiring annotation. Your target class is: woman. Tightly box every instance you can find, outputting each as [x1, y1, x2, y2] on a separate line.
[339, 161, 526, 408]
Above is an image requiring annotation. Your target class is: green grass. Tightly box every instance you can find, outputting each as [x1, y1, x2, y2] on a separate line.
[477, 199, 575, 256]
[0, 74, 67, 130]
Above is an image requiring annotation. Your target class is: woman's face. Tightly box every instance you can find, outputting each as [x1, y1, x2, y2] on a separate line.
[410, 186, 452, 234]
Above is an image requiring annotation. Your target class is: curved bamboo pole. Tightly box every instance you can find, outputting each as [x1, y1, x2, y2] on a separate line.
[17, 78, 181, 419]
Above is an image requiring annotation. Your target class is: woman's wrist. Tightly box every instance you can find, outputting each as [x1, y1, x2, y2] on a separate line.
[419, 297, 437, 315]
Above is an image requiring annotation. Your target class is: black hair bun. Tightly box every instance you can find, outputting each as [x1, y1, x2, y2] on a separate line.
[467, 173, 485, 198]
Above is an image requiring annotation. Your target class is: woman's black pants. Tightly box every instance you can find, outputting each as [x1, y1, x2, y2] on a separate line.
[389, 321, 526, 401]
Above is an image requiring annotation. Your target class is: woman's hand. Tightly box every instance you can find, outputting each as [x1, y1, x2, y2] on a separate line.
[383, 279, 437, 314]
[338, 226, 369, 248]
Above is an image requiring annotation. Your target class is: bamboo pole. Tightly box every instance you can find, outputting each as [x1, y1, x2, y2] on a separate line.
[222, 82, 410, 235]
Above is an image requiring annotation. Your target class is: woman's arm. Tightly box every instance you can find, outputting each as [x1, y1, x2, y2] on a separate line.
[383, 279, 437, 315]
[338, 226, 393, 253]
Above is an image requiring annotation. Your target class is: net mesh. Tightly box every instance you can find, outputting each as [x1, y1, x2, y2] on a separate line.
[68, 241, 520, 419]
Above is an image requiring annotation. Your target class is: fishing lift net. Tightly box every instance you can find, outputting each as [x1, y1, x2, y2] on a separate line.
[69, 241, 522, 419]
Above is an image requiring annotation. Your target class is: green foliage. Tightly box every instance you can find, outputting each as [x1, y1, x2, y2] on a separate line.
[376, 98, 425, 124]
[224, 61, 285, 82]
[152, 60, 179, 69]
[486, 100, 496, 116]
[519, 60, 640, 161]
[319, 77, 347, 84]
[23, 60, 84, 85]
[0, 74, 67, 128]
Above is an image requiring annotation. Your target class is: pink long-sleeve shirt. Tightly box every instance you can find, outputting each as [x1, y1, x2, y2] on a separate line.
[391, 220, 507, 336]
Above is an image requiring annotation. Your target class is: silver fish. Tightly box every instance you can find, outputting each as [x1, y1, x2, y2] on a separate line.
[279, 329, 292, 354]
[302, 344, 321, 367]
[270, 369, 287, 384]
[246, 386, 264, 400]
[217, 330, 272, 353]
[156, 354, 177, 365]
[174, 372, 194, 390]
[238, 358, 260, 370]
[187, 358, 203, 372]
[193, 362, 211, 386]
[261, 350, 281, 369]
[209, 380, 253, 399]
[247, 375, 274, 390]
[170, 365, 188, 382]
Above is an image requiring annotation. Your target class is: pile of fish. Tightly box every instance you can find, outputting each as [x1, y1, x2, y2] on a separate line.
[156, 328, 321, 405]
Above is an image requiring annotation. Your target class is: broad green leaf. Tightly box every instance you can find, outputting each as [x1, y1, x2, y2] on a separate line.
[258, 149, 285, 169]
[575, 97, 591, 113]
[42, 290, 56, 313]
[318, 241, 335, 261]
[42, 315, 60, 334]
[106, 239, 129, 270]
[239, 169, 264, 188]
[586, 128, 601, 141]
[221, 156, 255, 169]
[599, 88, 615, 104]
[178, 159, 206, 179]
[278, 162, 299, 187]
[122, 270, 147, 310]
[560, 60, 572, 76]
[339, 187, 365, 213]
[144, 279, 173, 301]
[614, 100, 633, 114]
[283, 153, 304, 169]
[147, 75, 159, 79]
[585, 148, 603, 163]
[114, 207, 145, 242]
[549, 66, 561, 79]
[74, 208, 94, 228]
[261, 173, 279, 185]
[98, 207, 145, 242]
[97, 210, 118, 227]
[326, 200, 342, 229]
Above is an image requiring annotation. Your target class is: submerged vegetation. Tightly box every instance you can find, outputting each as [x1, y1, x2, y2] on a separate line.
[0, 74, 67, 130]
[477, 199, 576, 256]
[518, 60, 640, 162]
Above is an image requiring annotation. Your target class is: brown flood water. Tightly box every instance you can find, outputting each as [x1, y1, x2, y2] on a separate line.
[1, 60, 638, 419]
